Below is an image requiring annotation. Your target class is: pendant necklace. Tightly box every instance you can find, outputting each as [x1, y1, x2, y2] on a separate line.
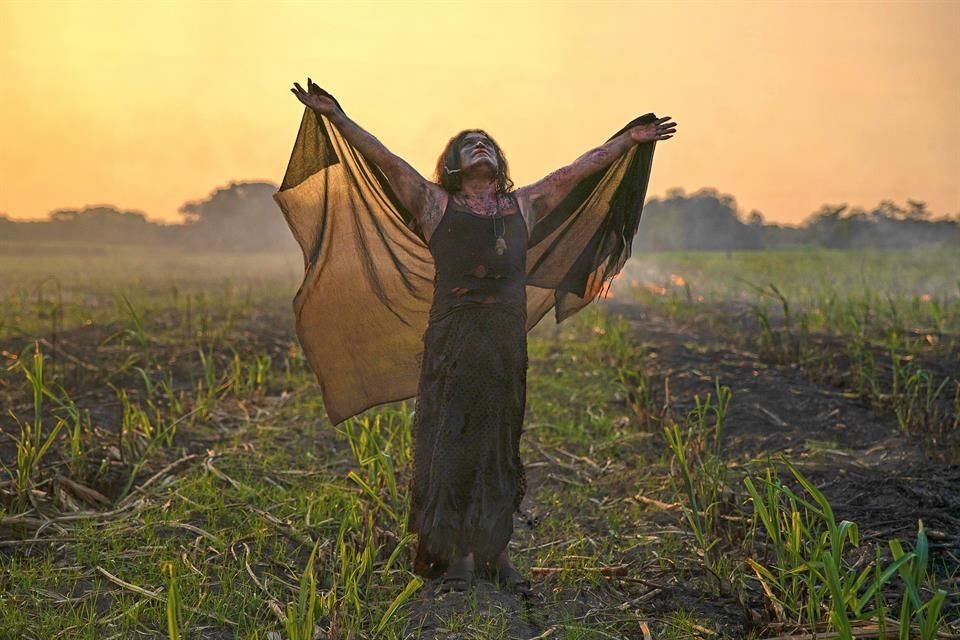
[459, 192, 507, 255]
[493, 194, 507, 255]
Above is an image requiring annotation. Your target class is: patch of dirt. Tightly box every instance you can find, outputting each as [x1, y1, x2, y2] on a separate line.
[606, 300, 960, 560]
[0, 309, 298, 494]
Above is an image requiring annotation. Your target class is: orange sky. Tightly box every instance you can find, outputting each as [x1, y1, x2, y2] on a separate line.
[1, 0, 957, 225]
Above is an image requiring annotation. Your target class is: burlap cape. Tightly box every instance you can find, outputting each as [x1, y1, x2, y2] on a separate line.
[274, 108, 657, 424]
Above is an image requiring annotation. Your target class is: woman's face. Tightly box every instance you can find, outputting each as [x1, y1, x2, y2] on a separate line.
[457, 133, 499, 175]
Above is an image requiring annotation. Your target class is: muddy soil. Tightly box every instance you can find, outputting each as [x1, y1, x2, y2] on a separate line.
[606, 300, 960, 540]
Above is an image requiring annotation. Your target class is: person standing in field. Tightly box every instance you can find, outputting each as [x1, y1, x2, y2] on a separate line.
[289, 79, 676, 593]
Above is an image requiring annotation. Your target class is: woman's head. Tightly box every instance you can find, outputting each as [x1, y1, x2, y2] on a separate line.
[434, 129, 514, 193]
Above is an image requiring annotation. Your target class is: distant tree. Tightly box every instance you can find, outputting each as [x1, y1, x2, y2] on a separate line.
[905, 200, 929, 219]
[45, 206, 158, 243]
[637, 188, 762, 251]
[177, 181, 293, 251]
[874, 200, 905, 220]
[804, 205, 849, 248]
[810, 204, 848, 221]
[665, 187, 686, 199]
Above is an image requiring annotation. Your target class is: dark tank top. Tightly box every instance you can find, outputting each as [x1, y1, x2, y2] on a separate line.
[428, 195, 528, 321]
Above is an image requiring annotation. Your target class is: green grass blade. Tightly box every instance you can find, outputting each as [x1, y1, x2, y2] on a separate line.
[374, 575, 423, 634]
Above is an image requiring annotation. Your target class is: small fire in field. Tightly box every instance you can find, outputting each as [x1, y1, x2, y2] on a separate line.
[607, 268, 699, 301]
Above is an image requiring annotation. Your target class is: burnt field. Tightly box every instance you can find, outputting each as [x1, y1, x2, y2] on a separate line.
[1, 244, 958, 639]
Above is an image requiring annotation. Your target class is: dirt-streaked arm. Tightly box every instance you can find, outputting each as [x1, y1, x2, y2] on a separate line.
[515, 117, 677, 231]
[326, 112, 447, 237]
[291, 81, 447, 237]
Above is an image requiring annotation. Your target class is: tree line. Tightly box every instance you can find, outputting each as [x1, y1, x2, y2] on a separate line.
[1, 182, 957, 252]
[636, 188, 959, 251]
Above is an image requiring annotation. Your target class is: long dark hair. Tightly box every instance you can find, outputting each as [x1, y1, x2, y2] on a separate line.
[433, 129, 514, 194]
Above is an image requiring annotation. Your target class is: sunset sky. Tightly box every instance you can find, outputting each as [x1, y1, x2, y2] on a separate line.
[1, 0, 957, 225]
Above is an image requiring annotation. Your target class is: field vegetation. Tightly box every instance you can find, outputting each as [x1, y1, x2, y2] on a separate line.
[1, 244, 957, 639]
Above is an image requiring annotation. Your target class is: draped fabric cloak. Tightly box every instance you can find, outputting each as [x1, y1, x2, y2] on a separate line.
[274, 108, 658, 425]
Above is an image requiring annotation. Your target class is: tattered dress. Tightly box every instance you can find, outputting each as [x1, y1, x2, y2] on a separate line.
[409, 196, 529, 575]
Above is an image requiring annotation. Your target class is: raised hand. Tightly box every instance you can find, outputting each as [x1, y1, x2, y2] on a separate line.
[628, 116, 677, 144]
[290, 78, 341, 116]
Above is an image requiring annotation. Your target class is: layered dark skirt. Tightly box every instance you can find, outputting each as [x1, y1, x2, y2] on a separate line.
[409, 306, 527, 578]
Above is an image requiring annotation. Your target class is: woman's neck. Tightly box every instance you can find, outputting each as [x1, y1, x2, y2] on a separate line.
[460, 176, 497, 198]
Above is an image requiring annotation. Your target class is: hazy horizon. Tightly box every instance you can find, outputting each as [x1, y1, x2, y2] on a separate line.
[2, 0, 958, 225]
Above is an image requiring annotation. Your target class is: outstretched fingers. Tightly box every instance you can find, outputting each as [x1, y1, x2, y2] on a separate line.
[290, 84, 312, 108]
[292, 80, 325, 97]
[654, 116, 678, 140]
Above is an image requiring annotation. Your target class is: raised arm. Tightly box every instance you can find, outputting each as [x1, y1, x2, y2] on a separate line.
[515, 117, 677, 230]
[291, 80, 445, 234]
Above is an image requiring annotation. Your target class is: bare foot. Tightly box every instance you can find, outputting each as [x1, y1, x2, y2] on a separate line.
[491, 550, 533, 596]
[438, 552, 475, 592]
